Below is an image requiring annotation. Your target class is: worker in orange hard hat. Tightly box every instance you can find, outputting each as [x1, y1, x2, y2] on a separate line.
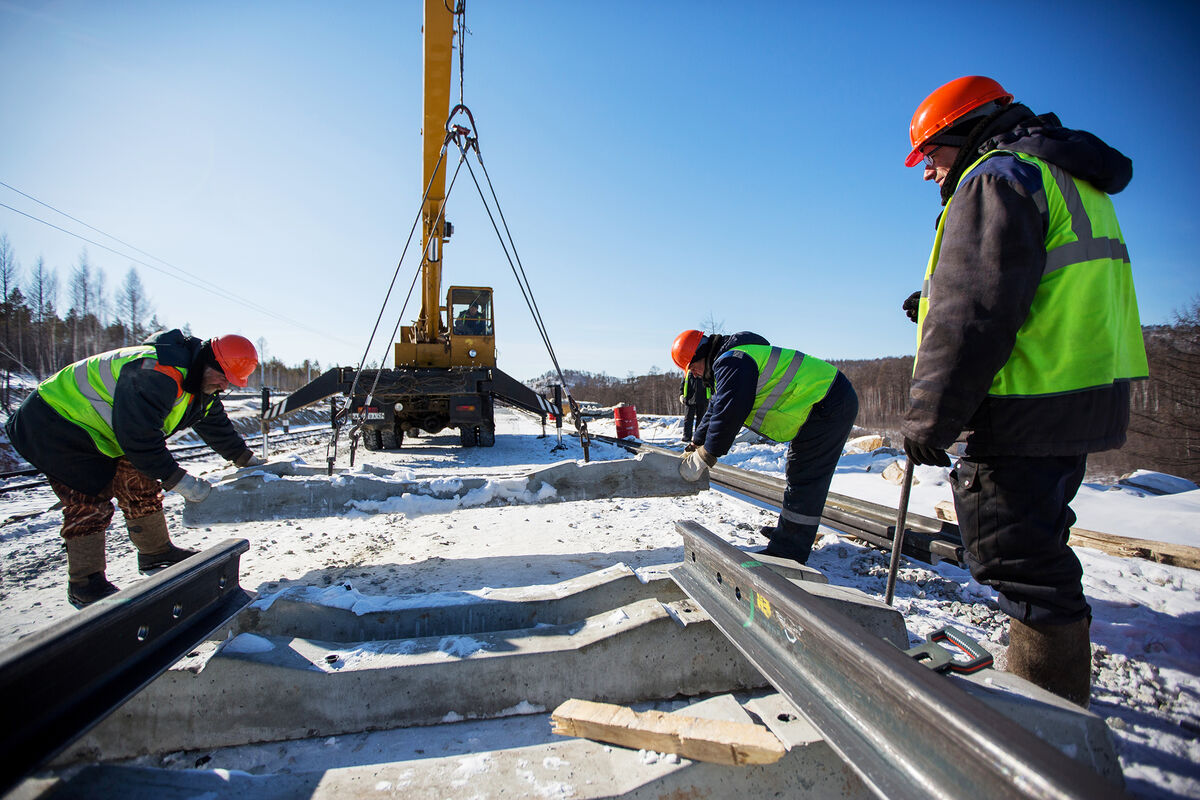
[671, 329, 858, 567]
[5, 329, 264, 608]
[898, 76, 1147, 708]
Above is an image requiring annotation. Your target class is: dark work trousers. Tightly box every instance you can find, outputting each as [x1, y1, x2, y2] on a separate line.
[775, 372, 858, 564]
[47, 457, 163, 541]
[950, 454, 1090, 625]
[682, 397, 708, 441]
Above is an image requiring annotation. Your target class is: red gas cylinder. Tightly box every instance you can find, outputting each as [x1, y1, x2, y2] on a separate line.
[614, 404, 640, 439]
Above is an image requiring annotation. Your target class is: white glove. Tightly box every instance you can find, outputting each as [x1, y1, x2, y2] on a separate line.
[174, 473, 213, 503]
[679, 395, 687, 404]
[242, 454, 266, 467]
[679, 446, 716, 482]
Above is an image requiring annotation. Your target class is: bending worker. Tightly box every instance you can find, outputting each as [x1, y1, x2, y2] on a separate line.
[672, 330, 858, 565]
[900, 76, 1148, 706]
[5, 329, 264, 608]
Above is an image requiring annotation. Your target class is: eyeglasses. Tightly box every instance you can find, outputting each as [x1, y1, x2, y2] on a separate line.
[921, 144, 944, 168]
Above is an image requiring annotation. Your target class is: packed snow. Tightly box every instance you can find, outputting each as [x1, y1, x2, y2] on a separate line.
[1, 405, 1197, 799]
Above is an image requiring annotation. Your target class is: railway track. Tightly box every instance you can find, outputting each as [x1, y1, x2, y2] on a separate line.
[0, 426, 330, 496]
[0, 428, 1128, 798]
[593, 434, 966, 568]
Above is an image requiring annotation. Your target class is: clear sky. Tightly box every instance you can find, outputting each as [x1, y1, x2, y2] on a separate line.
[1, 0, 1197, 383]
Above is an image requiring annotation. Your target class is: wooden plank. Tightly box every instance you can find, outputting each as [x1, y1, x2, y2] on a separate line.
[924, 503, 1199, 571]
[551, 698, 785, 766]
[1068, 528, 1200, 571]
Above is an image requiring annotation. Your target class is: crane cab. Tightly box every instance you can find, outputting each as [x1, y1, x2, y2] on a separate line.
[394, 285, 496, 369]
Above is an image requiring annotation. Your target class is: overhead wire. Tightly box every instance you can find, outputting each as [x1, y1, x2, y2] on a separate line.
[0, 186, 350, 343]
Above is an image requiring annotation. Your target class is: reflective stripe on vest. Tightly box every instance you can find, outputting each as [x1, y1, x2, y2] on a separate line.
[915, 149, 1148, 397]
[37, 346, 193, 457]
[725, 345, 838, 442]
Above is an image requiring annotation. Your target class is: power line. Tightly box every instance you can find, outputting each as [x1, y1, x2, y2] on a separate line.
[0, 185, 351, 343]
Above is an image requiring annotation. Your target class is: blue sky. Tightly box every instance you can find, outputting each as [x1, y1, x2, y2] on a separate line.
[1, 0, 1197, 382]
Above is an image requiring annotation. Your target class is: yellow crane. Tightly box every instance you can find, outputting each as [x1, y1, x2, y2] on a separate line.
[263, 0, 557, 451]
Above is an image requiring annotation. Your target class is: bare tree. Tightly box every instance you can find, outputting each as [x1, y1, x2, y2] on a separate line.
[93, 266, 109, 349]
[1, 235, 20, 408]
[701, 312, 726, 335]
[69, 250, 92, 360]
[115, 267, 152, 345]
[28, 256, 56, 376]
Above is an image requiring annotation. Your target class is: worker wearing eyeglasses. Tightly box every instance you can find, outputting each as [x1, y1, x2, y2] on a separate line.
[899, 76, 1148, 707]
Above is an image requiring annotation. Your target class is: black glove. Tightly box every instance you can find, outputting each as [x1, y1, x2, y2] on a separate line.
[904, 436, 951, 467]
[902, 291, 921, 323]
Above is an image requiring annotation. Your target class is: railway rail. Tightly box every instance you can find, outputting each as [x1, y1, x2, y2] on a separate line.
[593, 434, 966, 568]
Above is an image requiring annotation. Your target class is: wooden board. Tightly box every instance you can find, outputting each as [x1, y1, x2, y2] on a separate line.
[1068, 528, 1200, 571]
[925, 503, 1198, 571]
[550, 698, 785, 766]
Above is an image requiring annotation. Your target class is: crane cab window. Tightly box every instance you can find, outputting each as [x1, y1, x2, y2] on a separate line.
[451, 288, 493, 336]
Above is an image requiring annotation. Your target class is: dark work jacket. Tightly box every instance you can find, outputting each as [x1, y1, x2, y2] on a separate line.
[5, 329, 250, 495]
[903, 105, 1137, 457]
[692, 331, 769, 456]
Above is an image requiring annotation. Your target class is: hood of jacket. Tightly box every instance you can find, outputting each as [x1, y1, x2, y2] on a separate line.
[144, 329, 209, 393]
[983, 107, 1132, 194]
[940, 103, 1132, 206]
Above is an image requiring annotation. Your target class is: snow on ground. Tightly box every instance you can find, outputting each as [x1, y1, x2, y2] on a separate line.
[1, 407, 1198, 798]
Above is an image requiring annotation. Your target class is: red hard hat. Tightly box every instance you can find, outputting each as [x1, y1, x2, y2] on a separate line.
[905, 76, 1013, 167]
[671, 329, 705, 371]
[211, 334, 258, 387]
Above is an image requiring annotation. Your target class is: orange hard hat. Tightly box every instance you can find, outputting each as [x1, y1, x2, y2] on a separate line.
[671, 329, 706, 371]
[905, 76, 1013, 167]
[211, 334, 258, 387]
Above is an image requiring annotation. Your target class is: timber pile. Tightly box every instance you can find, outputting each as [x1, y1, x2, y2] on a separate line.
[551, 699, 785, 766]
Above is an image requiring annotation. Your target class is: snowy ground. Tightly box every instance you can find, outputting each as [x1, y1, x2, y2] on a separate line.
[1, 407, 1198, 799]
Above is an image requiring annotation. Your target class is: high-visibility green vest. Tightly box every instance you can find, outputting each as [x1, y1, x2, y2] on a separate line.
[37, 346, 194, 457]
[916, 150, 1148, 396]
[726, 344, 838, 442]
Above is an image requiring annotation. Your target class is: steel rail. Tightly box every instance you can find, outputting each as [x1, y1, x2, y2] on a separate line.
[0, 538, 253, 795]
[671, 520, 1127, 800]
[595, 435, 965, 566]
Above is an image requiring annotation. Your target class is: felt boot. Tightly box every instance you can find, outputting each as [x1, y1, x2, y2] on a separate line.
[756, 520, 815, 565]
[65, 534, 118, 609]
[127, 511, 197, 573]
[1007, 616, 1092, 708]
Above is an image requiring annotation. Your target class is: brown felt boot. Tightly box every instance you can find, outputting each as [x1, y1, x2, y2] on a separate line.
[1007, 617, 1093, 708]
[127, 511, 197, 574]
[65, 534, 118, 609]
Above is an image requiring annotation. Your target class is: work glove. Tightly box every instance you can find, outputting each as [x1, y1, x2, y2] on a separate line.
[903, 437, 951, 468]
[902, 291, 921, 323]
[235, 450, 266, 468]
[679, 395, 687, 405]
[679, 445, 717, 482]
[174, 473, 213, 503]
